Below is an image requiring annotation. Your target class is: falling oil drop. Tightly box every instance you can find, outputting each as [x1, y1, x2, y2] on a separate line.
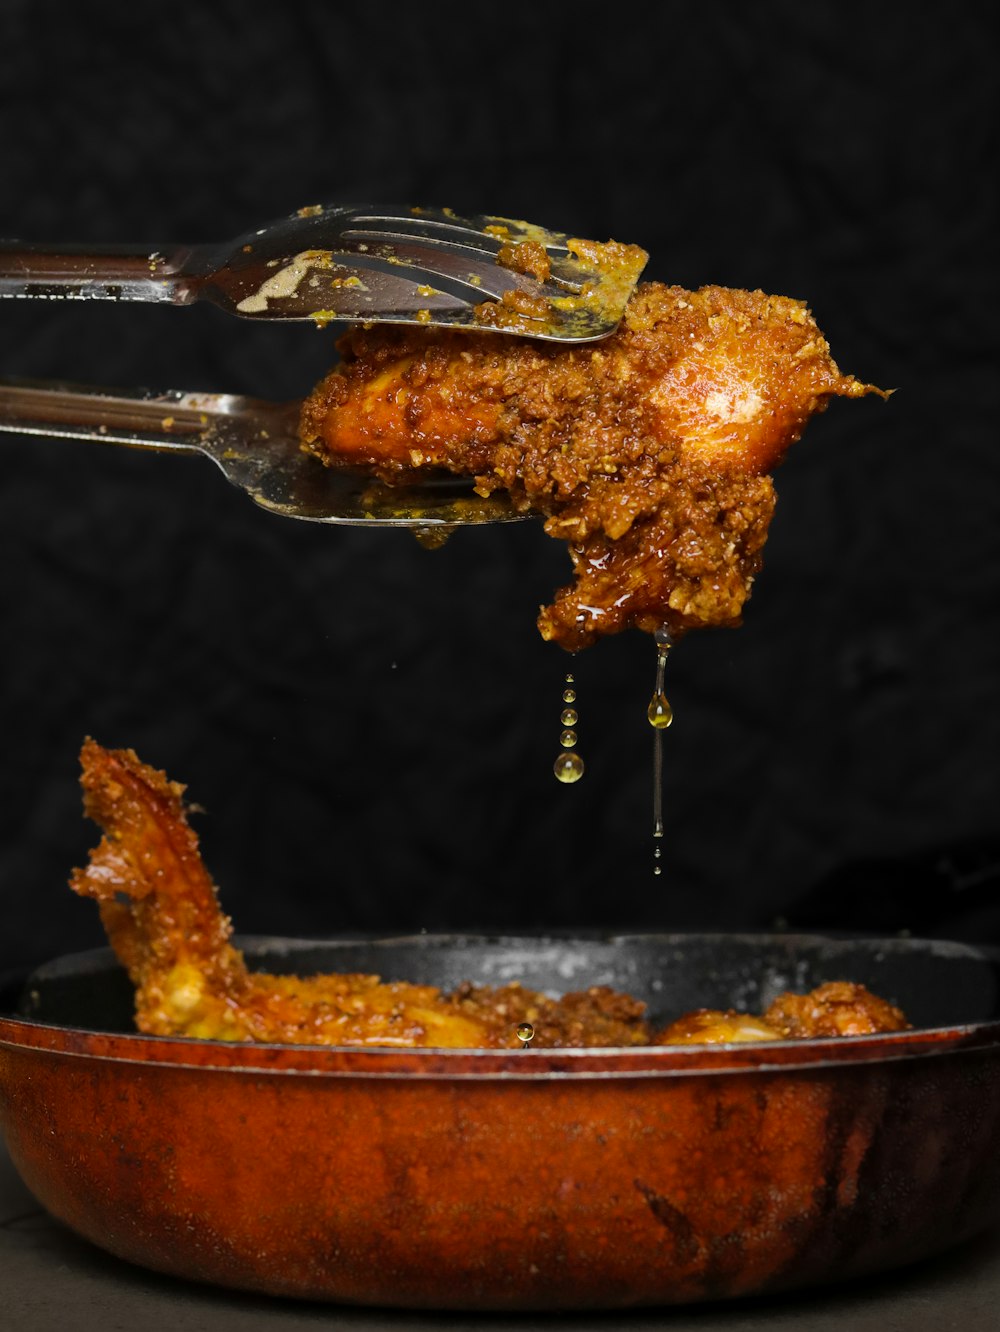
[516, 1022, 535, 1048]
[647, 693, 673, 728]
[562, 672, 576, 705]
[554, 671, 583, 783]
[553, 752, 585, 783]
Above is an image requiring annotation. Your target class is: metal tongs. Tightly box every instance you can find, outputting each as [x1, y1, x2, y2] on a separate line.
[0, 205, 647, 528]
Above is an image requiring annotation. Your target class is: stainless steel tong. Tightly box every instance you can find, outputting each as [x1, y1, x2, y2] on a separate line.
[0, 205, 647, 527]
[0, 203, 646, 342]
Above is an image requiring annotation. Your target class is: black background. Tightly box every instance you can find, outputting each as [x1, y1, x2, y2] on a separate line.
[0, 1, 997, 974]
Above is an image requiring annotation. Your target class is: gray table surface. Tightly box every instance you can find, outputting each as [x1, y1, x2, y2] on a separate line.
[4, 1136, 1000, 1332]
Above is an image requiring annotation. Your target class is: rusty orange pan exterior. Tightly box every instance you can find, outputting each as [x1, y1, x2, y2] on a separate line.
[2, 933, 1000, 1311]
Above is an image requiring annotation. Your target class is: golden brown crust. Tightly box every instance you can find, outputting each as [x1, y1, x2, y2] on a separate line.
[300, 283, 881, 650]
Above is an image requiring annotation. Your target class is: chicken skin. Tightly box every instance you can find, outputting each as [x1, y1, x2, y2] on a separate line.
[301, 282, 883, 650]
[68, 741, 909, 1049]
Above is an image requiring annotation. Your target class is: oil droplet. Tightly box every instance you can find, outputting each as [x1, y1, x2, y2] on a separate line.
[562, 687, 577, 703]
[553, 752, 585, 783]
[516, 1022, 534, 1047]
[413, 525, 454, 550]
[647, 693, 673, 728]
[559, 729, 578, 748]
[648, 630, 673, 731]
[560, 708, 578, 727]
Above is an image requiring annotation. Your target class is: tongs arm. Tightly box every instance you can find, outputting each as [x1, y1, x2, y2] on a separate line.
[0, 242, 192, 304]
[0, 376, 252, 450]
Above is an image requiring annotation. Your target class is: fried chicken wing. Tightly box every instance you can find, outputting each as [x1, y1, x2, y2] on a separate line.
[301, 282, 883, 650]
[69, 740, 650, 1048]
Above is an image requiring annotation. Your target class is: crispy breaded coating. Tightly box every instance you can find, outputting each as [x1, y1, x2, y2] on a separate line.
[301, 283, 882, 650]
[764, 980, 910, 1039]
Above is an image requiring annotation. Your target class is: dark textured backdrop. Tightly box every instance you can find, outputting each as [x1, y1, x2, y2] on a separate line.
[1, 1, 997, 972]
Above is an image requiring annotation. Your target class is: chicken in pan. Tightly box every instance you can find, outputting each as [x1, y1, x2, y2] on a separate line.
[69, 741, 908, 1049]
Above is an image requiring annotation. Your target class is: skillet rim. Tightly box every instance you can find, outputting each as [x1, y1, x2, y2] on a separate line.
[3, 931, 1000, 1079]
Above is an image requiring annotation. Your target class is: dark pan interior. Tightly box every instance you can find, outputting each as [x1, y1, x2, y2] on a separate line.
[10, 932, 1000, 1036]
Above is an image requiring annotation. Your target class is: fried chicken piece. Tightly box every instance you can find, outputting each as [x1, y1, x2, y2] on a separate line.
[654, 980, 909, 1045]
[656, 1009, 784, 1045]
[763, 981, 910, 1039]
[301, 282, 883, 650]
[69, 740, 650, 1049]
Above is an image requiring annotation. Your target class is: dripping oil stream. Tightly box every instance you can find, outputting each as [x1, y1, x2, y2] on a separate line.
[648, 630, 673, 875]
[553, 673, 584, 783]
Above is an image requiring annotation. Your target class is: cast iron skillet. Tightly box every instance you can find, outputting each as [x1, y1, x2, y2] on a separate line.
[2, 931, 1000, 1311]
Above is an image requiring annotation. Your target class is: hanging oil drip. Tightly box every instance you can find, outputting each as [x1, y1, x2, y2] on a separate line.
[648, 629, 674, 874]
[553, 671, 585, 783]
